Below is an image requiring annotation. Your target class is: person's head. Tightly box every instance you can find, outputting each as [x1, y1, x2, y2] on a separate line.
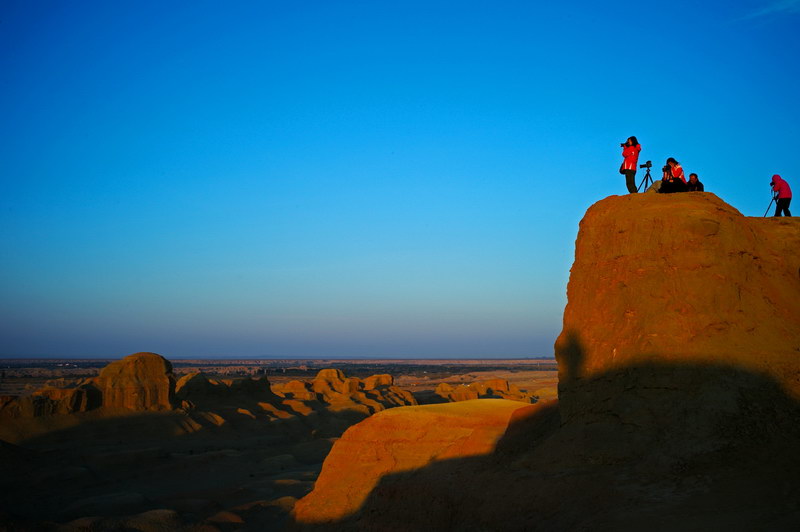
[628, 136, 639, 147]
[666, 157, 679, 167]
[689, 173, 698, 183]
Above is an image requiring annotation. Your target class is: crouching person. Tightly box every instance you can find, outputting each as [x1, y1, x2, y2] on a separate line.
[687, 173, 704, 191]
[659, 158, 687, 193]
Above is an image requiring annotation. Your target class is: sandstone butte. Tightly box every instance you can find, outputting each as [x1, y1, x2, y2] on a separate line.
[93, 351, 176, 411]
[292, 399, 537, 524]
[291, 192, 800, 530]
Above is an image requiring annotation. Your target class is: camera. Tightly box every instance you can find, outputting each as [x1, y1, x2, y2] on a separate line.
[639, 160, 652, 169]
[620, 142, 626, 147]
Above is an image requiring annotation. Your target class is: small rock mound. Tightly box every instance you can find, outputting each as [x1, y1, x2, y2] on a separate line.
[363, 374, 393, 390]
[435, 378, 536, 403]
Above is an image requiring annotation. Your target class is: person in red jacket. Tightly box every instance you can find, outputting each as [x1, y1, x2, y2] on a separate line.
[659, 157, 687, 193]
[620, 136, 641, 193]
[771, 174, 792, 216]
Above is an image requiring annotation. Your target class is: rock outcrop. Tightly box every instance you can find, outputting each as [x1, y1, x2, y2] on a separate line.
[92, 352, 176, 411]
[291, 193, 800, 531]
[554, 193, 800, 419]
[435, 378, 536, 403]
[292, 399, 535, 525]
[0, 352, 175, 418]
[271, 369, 417, 415]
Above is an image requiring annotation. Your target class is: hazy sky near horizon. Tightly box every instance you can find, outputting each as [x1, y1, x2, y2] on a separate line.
[1, 1, 799, 358]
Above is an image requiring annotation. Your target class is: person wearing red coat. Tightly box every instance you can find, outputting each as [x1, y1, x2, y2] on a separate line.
[620, 136, 641, 193]
[771, 174, 792, 217]
[659, 158, 687, 193]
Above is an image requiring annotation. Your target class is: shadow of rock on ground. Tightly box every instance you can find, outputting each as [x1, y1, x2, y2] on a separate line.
[0, 403, 385, 531]
[291, 360, 800, 531]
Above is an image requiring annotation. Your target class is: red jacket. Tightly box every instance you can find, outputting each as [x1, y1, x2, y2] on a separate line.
[622, 144, 641, 171]
[772, 174, 792, 199]
[671, 165, 686, 184]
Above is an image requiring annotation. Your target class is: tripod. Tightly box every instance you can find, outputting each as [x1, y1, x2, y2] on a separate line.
[637, 166, 654, 192]
[763, 193, 778, 217]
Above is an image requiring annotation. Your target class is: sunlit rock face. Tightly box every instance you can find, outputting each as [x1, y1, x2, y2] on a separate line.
[92, 352, 176, 411]
[291, 399, 535, 526]
[0, 352, 175, 417]
[555, 192, 800, 420]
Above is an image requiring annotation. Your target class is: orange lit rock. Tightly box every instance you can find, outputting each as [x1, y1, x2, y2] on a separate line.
[555, 193, 800, 416]
[435, 378, 535, 403]
[92, 352, 176, 411]
[363, 374, 393, 390]
[292, 399, 533, 525]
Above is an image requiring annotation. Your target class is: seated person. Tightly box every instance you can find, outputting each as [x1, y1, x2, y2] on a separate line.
[687, 173, 704, 191]
[659, 158, 688, 193]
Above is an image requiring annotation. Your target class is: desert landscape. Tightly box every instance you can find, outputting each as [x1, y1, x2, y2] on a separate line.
[0, 354, 553, 530]
[3, 3, 799, 530]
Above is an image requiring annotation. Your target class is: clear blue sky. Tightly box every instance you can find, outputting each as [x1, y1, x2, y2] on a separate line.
[1, 1, 798, 358]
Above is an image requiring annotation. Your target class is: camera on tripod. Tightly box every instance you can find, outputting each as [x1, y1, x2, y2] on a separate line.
[639, 160, 652, 169]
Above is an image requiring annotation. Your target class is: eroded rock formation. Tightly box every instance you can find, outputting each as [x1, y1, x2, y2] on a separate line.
[271, 368, 417, 415]
[554, 193, 800, 419]
[435, 378, 536, 403]
[0, 352, 174, 418]
[292, 399, 534, 525]
[93, 352, 176, 411]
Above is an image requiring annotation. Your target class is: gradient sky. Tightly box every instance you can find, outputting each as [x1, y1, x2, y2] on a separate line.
[1, 1, 799, 358]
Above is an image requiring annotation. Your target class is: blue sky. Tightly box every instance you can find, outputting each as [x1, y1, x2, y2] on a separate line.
[1, 1, 798, 357]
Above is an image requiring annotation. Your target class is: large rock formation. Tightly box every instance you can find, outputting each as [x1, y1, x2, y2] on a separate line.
[92, 352, 176, 411]
[554, 193, 800, 420]
[292, 399, 535, 525]
[0, 352, 175, 419]
[291, 193, 800, 531]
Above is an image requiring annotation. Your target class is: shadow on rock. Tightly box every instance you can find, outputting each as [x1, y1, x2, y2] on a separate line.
[291, 359, 800, 531]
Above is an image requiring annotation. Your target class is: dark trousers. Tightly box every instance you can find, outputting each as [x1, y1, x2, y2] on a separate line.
[660, 179, 687, 194]
[624, 169, 637, 193]
[774, 197, 792, 217]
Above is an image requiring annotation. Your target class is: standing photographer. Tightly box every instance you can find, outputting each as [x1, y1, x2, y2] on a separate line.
[771, 174, 792, 216]
[620, 136, 641, 193]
